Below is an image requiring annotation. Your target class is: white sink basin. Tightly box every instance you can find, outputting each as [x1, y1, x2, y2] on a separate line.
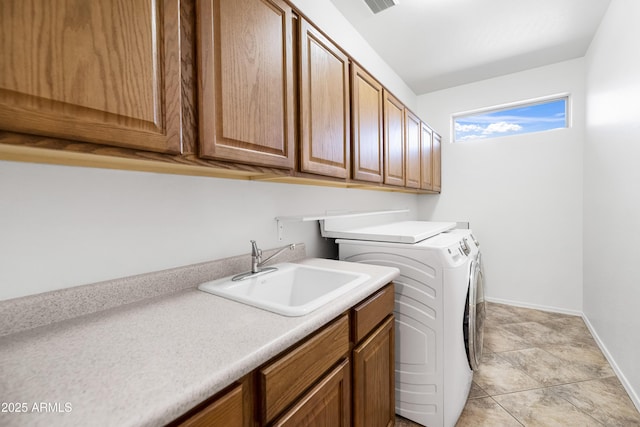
[198, 263, 370, 316]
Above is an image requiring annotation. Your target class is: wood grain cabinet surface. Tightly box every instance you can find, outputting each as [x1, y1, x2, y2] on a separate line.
[298, 19, 350, 179]
[404, 109, 421, 189]
[197, 0, 295, 169]
[351, 283, 395, 427]
[0, 0, 443, 193]
[272, 359, 351, 427]
[353, 316, 395, 427]
[383, 90, 405, 187]
[432, 131, 442, 192]
[420, 122, 434, 191]
[176, 383, 244, 427]
[259, 314, 350, 424]
[0, 0, 183, 154]
[351, 63, 384, 183]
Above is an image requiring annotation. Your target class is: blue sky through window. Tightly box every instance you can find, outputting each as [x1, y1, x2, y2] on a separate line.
[454, 97, 567, 142]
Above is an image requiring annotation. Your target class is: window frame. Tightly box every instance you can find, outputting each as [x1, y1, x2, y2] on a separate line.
[451, 93, 571, 143]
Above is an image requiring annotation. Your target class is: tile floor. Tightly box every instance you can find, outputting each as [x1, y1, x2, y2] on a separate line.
[395, 302, 640, 426]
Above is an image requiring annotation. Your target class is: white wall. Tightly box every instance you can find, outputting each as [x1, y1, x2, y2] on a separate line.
[583, 0, 640, 406]
[416, 59, 585, 313]
[0, 161, 417, 300]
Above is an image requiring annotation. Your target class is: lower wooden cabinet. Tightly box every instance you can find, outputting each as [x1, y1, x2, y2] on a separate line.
[273, 359, 351, 426]
[351, 284, 395, 427]
[259, 314, 350, 424]
[171, 283, 395, 426]
[174, 382, 245, 427]
[353, 316, 395, 427]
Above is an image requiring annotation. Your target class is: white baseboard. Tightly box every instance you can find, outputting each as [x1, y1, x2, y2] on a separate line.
[582, 315, 640, 412]
[484, 296, 582, 316]
[484, 296, 640, 412]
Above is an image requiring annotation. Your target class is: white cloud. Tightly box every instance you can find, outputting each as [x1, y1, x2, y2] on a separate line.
[482, 121, 523, 134]
[458, 134, 487, 141]
[455, 123, 483, 133]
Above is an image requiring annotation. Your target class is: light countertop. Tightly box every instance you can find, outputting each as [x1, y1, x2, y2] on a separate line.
[0, 258, 399, 427]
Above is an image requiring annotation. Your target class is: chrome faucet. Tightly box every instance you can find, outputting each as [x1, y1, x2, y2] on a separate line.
[251, 240, 296, 273]
[232, 240, 296, 281]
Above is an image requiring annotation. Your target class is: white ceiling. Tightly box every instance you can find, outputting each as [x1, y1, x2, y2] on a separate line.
[329, 0, 611, 94]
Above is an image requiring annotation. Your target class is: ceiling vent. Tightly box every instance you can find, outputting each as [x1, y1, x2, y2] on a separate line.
[364, 0, 399, 14]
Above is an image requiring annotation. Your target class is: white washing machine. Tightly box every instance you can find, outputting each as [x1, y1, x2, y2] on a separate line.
[446, 229, 486, 374]
[322, 220, 485, 427]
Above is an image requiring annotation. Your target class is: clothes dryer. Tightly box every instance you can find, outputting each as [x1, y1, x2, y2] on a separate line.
[445, 229, 486, 371]
[323, 220, 485, 427]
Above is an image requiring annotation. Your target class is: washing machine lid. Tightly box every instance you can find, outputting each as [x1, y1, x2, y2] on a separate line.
[321, 220, 457, 243]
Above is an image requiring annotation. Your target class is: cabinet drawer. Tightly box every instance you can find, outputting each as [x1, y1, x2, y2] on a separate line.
[260, 314, 350, 423]
[351, 283, 395, 343]
[177, 383, 243, 427]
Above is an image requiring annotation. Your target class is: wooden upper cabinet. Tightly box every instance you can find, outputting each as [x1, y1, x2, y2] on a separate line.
[383, 91, 405, 186]
[298, 19, 350, 179]
[420, 122, 434, 191]
[432, 131, 442, 192]
[351, 64, 383, 183]
[0, 0, 182, 154]
[405, 109, 421, 189]
[197, 0, 295, 169]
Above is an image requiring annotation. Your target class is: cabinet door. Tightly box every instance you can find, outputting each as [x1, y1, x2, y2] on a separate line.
[404, 110, 421, 189]
[197, 0, 295, 168]
[273, 359, 351, 427]
[433, 131, 442, 192]
[383, 91, 405, 186]
[420, 122, 433, 191]
[177, 383, 244, 427]
[299, 19, 350, 179]
[0, 0, 182, 154]
[353, 316, 395, 427]
[351, 64, 383, 183]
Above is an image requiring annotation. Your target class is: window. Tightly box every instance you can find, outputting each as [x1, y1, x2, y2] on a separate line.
[452, 96, 568, 142]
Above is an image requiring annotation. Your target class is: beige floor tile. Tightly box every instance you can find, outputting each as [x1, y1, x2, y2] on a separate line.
[541, 342, 615, 379]
[552, 377, 640, 426]
[483, 325, 532, 352]
[469, 381, 488, 399]
[499, 321, 573, 346]
[499, 347, 612, 387]
[538, 316, 599, 345]
[394, 414, 422, 426]
[540, 314, 587, 330]
[396, 303, 640, 427]
[494, 388, 604, 426]
[484, 303, 522, 326]
[485, 303, 571, 325]
[455, 397, 522, 426]
[473, 352, 541, 395]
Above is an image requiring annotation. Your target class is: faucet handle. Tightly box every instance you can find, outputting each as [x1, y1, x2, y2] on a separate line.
[250, 240, 261, 259]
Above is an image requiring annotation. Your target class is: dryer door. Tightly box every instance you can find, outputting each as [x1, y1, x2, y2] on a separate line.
[466, 255, 486, 370]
